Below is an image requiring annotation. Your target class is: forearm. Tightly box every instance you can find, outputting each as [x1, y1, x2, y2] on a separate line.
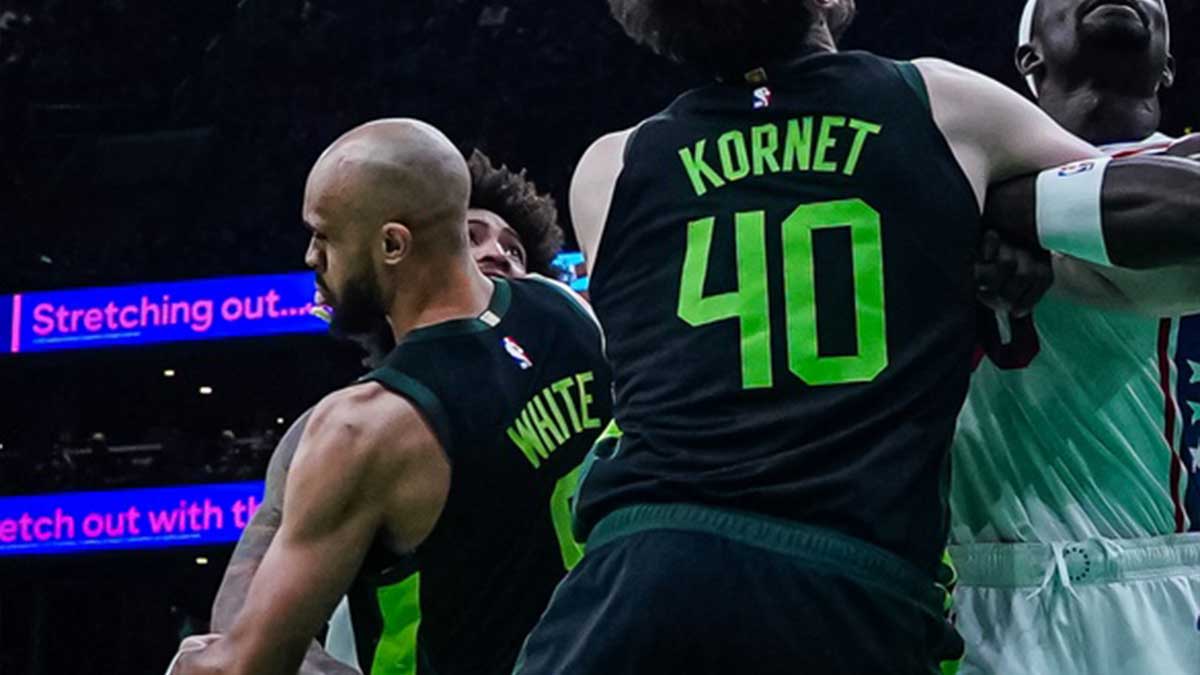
[298, 642, 362, 675]
[209, 546, 361, 674]
[1052, 255, 1200, 316]
[986, 156, 1200, 270]
[1099, 157, 1200, 268]
[210, 564, 256, 632]
[212, 411, 311, 630]
[211, 523, 273, 631]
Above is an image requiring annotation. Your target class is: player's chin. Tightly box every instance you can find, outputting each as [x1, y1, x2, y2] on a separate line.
[1079, 19, 1152, 50]
[478, 263, 512, 278]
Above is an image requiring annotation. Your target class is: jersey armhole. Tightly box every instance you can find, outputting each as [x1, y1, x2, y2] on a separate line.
[360, 369, 455, 462]
[892, 59, 983, 216]
[525, 274, 601, 329]
[893, 61, 931, 113]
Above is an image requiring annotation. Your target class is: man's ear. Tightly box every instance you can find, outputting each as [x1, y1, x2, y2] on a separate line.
[1015, 43, 1044, 81]
[380, 222, 412, 265]
[1160, 53, 1176, 90]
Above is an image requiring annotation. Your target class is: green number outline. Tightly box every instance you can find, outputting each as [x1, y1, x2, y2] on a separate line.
[782, 198, 888, 384]
[676, 198, 888, 389]
[677, 212, 773, 389]
[549, 464, 585, 569]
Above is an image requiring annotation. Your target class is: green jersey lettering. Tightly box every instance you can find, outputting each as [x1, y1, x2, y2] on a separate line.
[813, 116, 846, 173]
[782, 198, 888, 384]
[844, 119, 883, 176]
[679, 140, 726, 197]
[782, 117, 814, 173]
[751, 124, 782, 177]
[717, 130, 751, 182]
[676, 198, 890, 389]
[550, 377, 583, 434]
[508, 371, 601, 468]
[508, 408, 549, 469]
[677, 213, 773, 389]
[576, 371, 601, 429]
[678, 117, 883, 195]
[531, 396, 566, 447]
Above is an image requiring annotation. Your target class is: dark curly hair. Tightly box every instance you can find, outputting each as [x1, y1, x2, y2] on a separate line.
[608, 0, 820, 76]
[467, 150, 564, 277]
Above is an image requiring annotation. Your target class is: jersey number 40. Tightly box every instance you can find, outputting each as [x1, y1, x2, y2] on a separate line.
[678, 198, 888, 389]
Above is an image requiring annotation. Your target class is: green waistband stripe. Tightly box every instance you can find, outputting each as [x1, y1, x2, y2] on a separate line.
[588, 503, 942, 612]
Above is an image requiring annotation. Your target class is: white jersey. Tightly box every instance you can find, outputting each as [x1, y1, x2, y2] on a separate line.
[951, 133, 1200, 544]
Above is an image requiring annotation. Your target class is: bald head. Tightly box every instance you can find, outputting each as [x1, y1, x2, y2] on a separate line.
[306, 118, 471, 254]
[303, 119, 473, 337]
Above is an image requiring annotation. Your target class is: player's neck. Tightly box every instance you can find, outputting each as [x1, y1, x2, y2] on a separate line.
[1038, 84, 1161, 145]
[804, 21, 839, 56]
[386, 257, 494, 341]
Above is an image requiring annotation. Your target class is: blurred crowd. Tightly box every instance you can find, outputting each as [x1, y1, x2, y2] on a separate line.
[0, 427, 276, 495]
[12, 1, 1185, 296]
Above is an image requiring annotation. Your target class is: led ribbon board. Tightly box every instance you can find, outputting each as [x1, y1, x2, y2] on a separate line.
[4, 273, 325, 354]
[2, 255, 588, 355]
[550, 251, 589, 292]
[0, 481, 266, 556]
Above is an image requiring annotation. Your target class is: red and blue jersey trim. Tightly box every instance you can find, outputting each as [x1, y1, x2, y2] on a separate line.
[1168, 317, 1200, 532]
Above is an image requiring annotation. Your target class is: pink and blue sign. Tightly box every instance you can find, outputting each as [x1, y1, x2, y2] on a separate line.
[1, 255, 590, 355]
[2, 273, 325, 354]
[0, 481, 266, 556]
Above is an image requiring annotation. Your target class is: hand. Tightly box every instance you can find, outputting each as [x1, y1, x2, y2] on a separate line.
[167, 634, 221, 675]
[974, 230, 1053, 317]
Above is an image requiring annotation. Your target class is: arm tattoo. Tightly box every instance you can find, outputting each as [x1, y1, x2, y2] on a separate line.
[210, 410, 311, 631]
[208, 409, 366, 674]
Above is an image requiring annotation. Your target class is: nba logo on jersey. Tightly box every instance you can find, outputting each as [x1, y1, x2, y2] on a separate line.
[753, 86, 772, 109]
[503, 336, 533, 370]
[1057, 161, 1095, 177]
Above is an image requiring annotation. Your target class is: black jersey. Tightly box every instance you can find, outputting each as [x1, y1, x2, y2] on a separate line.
[347, 277, 612, 675]
[575, 51, 981, 575]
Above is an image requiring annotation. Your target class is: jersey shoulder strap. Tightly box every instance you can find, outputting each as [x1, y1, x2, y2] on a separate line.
[360, 367, 453, 455]
[892, 60, 930, 111]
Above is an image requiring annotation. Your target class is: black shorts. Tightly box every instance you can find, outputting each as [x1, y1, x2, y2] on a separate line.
[514, 503, 963, 675]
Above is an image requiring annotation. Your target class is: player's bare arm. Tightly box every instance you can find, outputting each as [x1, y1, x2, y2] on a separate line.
[1042, 136, 1200, 315]
[1049, 256, 1200, 316]
[210, 412, 307, 630]
[984, 153, 1200, 269]
[207, 410, 360, 675]
[918, 58, 1200, 270]
[171, 383, 450, 675]
[569, 129, 632, 271]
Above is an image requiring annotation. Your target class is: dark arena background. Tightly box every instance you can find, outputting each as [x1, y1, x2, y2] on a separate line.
[1, 2, 1198, 674]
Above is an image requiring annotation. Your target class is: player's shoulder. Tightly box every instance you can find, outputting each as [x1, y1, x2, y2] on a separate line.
[910, 57, 971, 77]
[301, 382, 439, 479]
[514, 274, 598, 326]
[910, 57, 1025, 107]
[575, 127, 636, 183]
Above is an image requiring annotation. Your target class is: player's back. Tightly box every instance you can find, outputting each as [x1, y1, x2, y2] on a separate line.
[577, 50, 981, 574]
[345, 277, 612, 675]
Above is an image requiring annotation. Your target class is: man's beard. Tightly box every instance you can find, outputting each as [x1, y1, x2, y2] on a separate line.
[346, 316, 395, 369]
[326, 272, 387, 338]
[1078, 11, 1154, 51]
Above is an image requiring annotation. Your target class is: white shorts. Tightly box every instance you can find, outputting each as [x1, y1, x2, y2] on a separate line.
[948, 534, 1200, 675]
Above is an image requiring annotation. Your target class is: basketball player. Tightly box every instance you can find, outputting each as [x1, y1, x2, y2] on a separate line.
[513, 1, 1200, 673]
[168, 119, 611, 675]
[950, 1, 1200, 673]
[202, 148, 566, 675]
